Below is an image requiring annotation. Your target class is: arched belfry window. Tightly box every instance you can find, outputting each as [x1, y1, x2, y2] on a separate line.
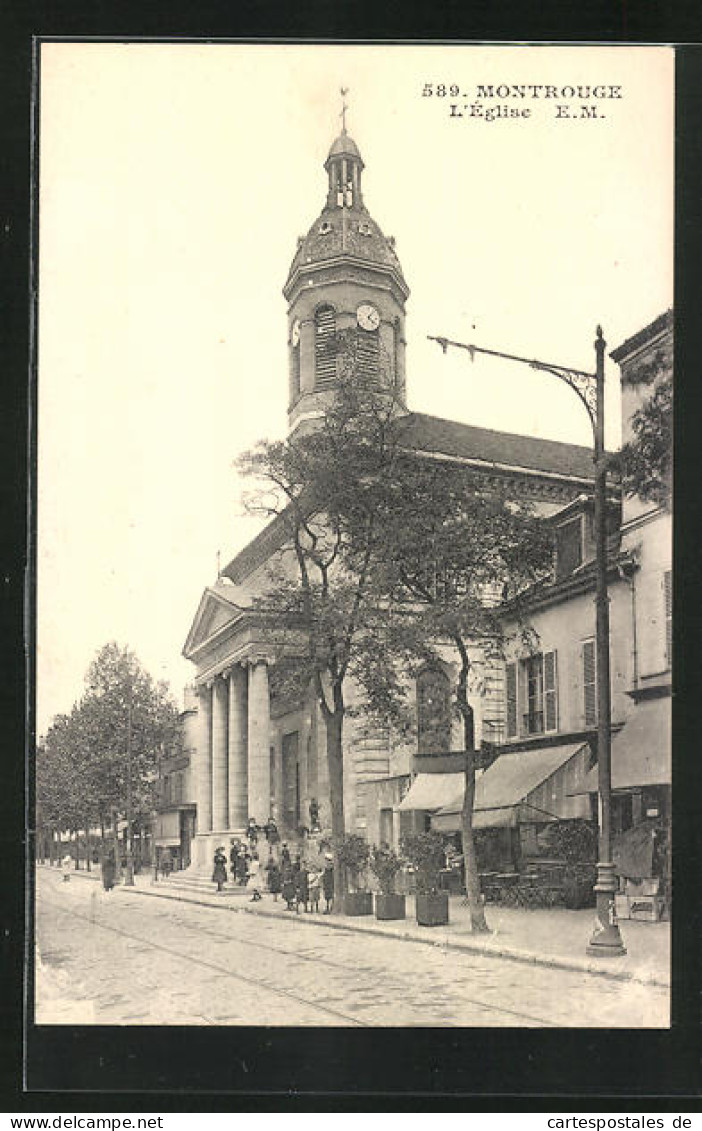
[416, 667, 452, 756]
[315, 304, 337, 387]
[291, 342, 300, 400]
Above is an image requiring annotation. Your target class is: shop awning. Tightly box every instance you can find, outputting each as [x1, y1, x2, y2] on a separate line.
[430, 742, 591, 832]
[397, 772, 465, 813]
[154, 836, 181, 848]
[432, 806, 516, 833]
[574, 698, 671, 793]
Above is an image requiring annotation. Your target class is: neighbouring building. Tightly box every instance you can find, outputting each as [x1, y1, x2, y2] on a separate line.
[413, 312, 672, 896]
[181, 119, 599, 870]
[152, 686, 198, 871]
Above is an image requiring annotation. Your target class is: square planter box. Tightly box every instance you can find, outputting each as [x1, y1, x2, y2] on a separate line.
[415, 891, 449, 927]
[344, 891, 373, 916]
[375, 893, 406, 921]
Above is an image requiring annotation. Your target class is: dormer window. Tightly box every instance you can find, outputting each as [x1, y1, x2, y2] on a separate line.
[319, 221, 332, 235]
[555, 517, 584, 581]
[358, 221, 372, 236]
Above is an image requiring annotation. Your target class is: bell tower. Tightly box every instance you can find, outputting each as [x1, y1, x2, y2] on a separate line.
[283, 110, 410, 435]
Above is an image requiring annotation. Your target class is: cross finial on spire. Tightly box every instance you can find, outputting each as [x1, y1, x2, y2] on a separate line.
[340, 86, 349, 133]
[216, 549, 221, 579]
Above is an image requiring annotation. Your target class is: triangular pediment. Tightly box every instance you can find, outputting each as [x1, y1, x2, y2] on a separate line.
[183, 585, 249, 658]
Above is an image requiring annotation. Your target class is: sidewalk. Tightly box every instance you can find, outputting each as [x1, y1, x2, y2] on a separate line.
[40, 863, 669, 988]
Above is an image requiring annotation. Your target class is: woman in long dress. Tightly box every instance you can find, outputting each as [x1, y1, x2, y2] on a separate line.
[101, 848, 116, 892]
[212, 846, 227, 893]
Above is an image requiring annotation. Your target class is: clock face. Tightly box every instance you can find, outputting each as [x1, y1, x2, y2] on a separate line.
[357, 303, 380, 332]
[291, 319, 301, 347]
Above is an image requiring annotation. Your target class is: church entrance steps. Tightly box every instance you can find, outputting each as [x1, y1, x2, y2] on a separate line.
[160, 873, 254, 899]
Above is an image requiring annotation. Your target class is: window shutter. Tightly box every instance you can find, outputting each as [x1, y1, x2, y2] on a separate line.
[582, 639, 596, 727]
[506, 662, 517, 738]
[543, 650, 558, 732]
[664, 570, 672, 669]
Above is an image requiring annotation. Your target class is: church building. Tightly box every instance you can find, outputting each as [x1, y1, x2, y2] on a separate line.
[182, 121, 596, 870]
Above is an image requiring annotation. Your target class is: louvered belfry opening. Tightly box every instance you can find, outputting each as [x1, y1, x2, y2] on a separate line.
[356, 328, 380, 383]
[315, 304, 337, 387]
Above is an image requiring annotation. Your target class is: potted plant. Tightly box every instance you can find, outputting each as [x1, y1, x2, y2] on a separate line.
[546, 819, 597, 910]
[369, 845, 406, 920]
[401, 831, 449, 927]
[337, 834, 373, 916]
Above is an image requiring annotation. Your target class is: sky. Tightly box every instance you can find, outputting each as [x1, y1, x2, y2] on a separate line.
[37, 43, 674, 735]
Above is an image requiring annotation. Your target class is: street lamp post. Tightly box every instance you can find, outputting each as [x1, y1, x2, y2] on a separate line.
[428, 326, 626, 957]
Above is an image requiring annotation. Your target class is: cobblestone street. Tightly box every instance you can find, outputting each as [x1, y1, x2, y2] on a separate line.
[35, 869, 668, 1027]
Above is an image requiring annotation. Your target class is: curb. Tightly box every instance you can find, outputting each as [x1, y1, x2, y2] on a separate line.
[50, 866, 669, 989]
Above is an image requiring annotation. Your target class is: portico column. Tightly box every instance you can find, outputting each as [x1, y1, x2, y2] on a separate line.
[211, 675, 229, 831]
[228, 665, 248, 830]
[195, 684, 213, 834]
[247, 658, 271, 826]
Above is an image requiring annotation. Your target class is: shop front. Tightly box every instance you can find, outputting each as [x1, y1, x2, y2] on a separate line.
[398, 742, 594, 897]
[153, 806, 196, 872]
[574, 696, 671, 920]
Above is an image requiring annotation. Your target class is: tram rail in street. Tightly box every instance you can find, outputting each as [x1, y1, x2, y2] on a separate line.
[36, 885, 561, 1028]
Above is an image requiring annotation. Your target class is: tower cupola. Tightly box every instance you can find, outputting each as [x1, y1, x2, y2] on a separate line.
[324, 128, 365, 209]
[283, 107, 410, 436]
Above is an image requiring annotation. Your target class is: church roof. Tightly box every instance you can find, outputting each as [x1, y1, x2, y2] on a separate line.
[222, 413, 595, 586]
[401, 412, 595, 482]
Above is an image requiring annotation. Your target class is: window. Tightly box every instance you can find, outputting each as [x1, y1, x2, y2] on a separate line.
[416, 668, 452, 754]
[524, 655, 544, 734]
[315, 305, 337, 386]
[506, 651, 558, 738]
[664, 570, 673, 665]
[582, 638, 597, 726]
[555, 518, 583, 580]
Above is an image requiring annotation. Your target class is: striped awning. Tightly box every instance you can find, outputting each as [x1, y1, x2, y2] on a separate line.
[397, 772, 465, 813]
[431, 806, 516, 833]
[430, 742, 591, 833]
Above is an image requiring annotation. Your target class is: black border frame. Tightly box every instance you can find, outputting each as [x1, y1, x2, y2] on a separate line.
[4, 9, 702, 1110]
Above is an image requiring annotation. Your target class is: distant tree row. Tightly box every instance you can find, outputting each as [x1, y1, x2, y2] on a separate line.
[36, 643, 180, 868]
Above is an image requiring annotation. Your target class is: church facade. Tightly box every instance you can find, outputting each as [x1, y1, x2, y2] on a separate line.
[182, 124, 596, 869]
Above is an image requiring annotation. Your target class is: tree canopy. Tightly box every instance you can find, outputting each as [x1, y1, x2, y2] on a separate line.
[616, 337, 672, 506]
[238, 373, 410, 899]
[239, 368, 554, 925]
[355, 459, 553, 930]
[36, 643, 180, 849]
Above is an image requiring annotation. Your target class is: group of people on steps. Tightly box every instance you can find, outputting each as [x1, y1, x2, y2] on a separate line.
[211, 817, 335, 913]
